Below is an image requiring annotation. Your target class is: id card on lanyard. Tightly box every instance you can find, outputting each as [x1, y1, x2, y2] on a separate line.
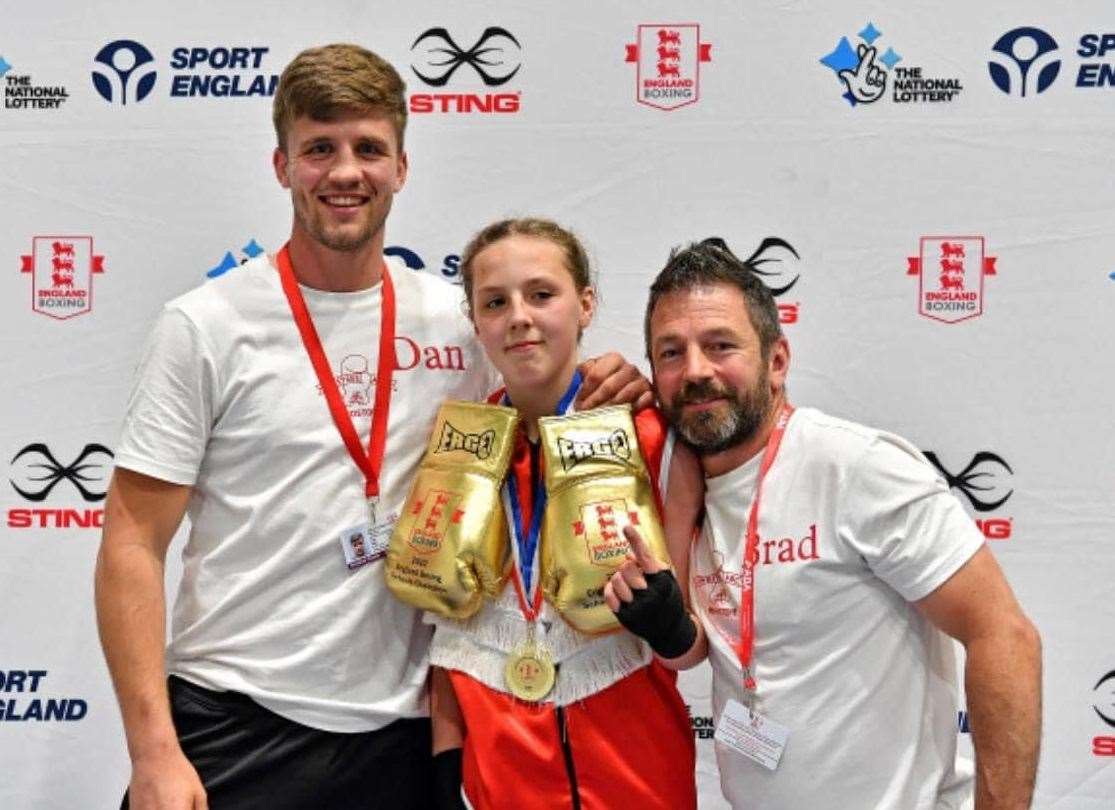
[277, 244, 397, 569]
[713, 404, 794, 770]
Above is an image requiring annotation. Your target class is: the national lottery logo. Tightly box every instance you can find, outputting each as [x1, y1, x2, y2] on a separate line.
[625, 24, 712, 110]
[207, 238, 265, 278]
[19, 237, 106, 320]
[408, 27, 522, 114]
[435, 422, 495, 460]
[923, 450, 1013, 540]
[820, 22, 962, 107]
[572, 499, 637, 567]
[556, 429, 632, 471]
[408, 489, 464, 553]
[906, 236, 998, 324]
[2, 52, 70, 110]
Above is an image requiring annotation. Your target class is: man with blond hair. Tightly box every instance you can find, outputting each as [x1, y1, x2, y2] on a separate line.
[95, 44, 644, 809]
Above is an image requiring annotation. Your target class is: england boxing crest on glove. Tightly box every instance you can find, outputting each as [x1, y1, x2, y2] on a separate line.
[538, 405, 670, 635]
[387, 401, 518, 618]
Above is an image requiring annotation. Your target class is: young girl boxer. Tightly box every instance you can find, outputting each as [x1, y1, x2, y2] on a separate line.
[412, 218, 706, 809]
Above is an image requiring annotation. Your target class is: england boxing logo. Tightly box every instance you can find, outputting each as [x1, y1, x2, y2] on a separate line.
[19, 237, 106, 320]
[572, 499, 637, 567]
[408, 489, 465, 554]
[906, 236, 998, 323]
[625, 24, 712, 110]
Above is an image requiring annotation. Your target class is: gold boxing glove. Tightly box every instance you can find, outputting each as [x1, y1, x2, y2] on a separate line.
[538, 405, 670, 635]
[387, 401, 518, 618]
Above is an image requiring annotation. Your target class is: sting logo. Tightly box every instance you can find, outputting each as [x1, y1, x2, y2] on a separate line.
[9, 444, 112, 502]
[408, 27, 523, 114]
[7, 443, 113, 530]
[557, 430, 632, 471]
[702, 236, 802, 324]
[436, 422, 495, 460]
[923, 450, 1014, 540]
[1093, 669, 1115, 756]
[410, 27, 521, 86]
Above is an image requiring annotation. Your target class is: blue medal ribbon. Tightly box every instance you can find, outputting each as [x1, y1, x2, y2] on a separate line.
[502, 371, 582, 598]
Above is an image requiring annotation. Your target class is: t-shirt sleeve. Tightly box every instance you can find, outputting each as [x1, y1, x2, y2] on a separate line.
[838, 432, 985, 603]
[114, 306, 220, 486]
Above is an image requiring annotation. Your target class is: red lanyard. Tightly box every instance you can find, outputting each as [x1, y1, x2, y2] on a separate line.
[276, 244, 396, 501]
[736, 404, 794, 690]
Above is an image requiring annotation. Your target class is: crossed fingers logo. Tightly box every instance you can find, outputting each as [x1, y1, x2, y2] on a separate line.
[923, 450, 1013, 513]
[410, 27, 521, 87]
[9, 443, 113, 502]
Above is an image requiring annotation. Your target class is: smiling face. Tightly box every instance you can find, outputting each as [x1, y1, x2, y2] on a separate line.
[468, 234, 595, 405]
[649, 282, 788, 456]
[272, 111, 407, 253]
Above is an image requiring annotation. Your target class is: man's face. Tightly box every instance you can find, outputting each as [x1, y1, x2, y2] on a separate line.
[273, 112, 407, 253]
[648, 283, 788, 454]
[350, 535, 366, 557]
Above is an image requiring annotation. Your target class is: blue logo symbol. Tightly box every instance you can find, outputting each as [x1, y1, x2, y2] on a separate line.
[92, 40, 157, 105]
[820, 22, 902, 107]
[958, 711, 970, 733]
[385, 245, 426, 270]
[988, 27, 1060, 96]
[0, 55, 12, 78]
[207, 239, 265, 278]
[386, 245, 461, 281]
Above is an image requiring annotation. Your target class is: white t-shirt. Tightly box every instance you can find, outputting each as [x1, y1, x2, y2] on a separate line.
[115, 255, 498, 732]
[690, 407, 981, 810]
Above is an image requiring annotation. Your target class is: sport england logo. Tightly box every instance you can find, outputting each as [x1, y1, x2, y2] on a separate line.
[820, 22, 962, 107]
[990, 27, 1115, 95]
[409, 27, 522, 114]
[385, 245, 461, 282]
[93, 40, 277, 104]
[2, 52, 70, 110]
[91, 40, 157, 105]
[906, 236, 997, 324]
[7, 443, 112, 530]
[989, 28, 1060, 96]
[923, 450, 1013, 540]
[625, 24, 712, 110]
[704, 236, 802, 325]
[19, 237, 106, 320]
[1093, 670, 1115, 757]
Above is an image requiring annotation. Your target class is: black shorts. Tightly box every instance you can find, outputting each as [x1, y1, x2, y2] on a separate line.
[122, 676, 433, 810]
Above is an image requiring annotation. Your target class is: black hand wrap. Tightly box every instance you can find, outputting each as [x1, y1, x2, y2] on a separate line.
[432, 748, 466, 810]
[614, 569, 697, 659]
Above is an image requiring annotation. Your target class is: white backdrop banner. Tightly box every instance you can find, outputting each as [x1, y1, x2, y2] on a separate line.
[1, 2, 1113, 808]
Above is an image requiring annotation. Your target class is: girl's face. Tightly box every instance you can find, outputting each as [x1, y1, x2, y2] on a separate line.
[469, 234, 595, 397]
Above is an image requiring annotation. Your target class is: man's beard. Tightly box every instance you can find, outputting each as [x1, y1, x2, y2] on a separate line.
[663, 372, 771, 455]
[295, 194, 389, 253]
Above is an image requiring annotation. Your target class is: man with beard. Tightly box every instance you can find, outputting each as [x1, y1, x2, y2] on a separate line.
[94, 44, 647, 810]
[606, 239, 1042, 809]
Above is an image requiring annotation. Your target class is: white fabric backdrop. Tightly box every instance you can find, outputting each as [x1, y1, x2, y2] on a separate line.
[2, 2, 1113, 807]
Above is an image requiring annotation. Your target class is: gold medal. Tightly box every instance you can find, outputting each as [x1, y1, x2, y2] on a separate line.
[504, 639, 556, 702]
